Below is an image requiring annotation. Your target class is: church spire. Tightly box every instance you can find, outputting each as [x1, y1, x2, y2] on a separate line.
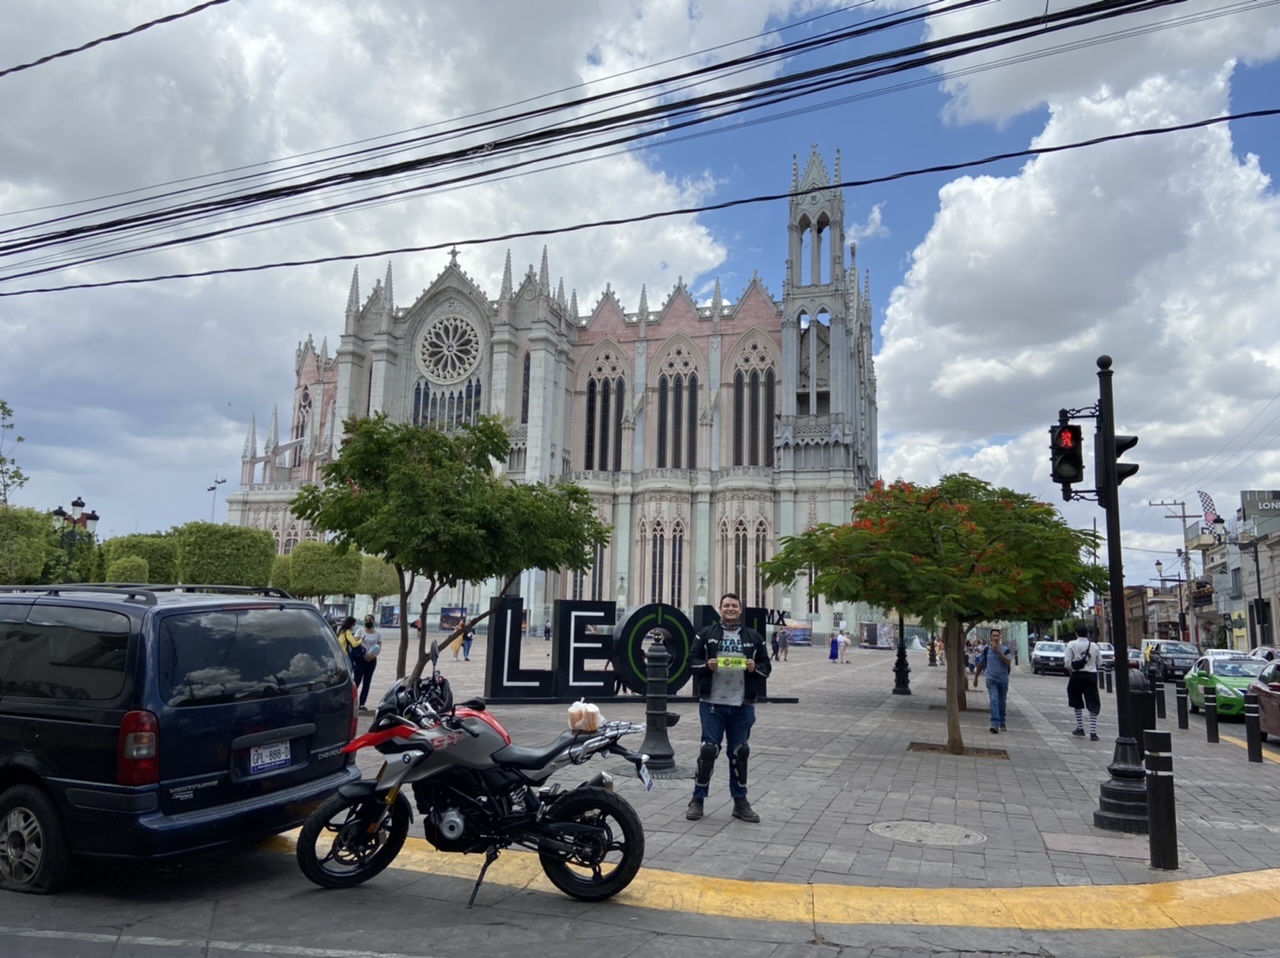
[344, 266, 360, 332]
[638, 284, 649, 320]
[378, 262, 394, 331]
[500, 249, 513, 300]
[265, 405, 279, 452]
[556, 278, 566, 311]
[242, 414, 257, 459]
[569, 288, 579, 321]
[538, 246, 550, 293]
[711, 277, 722, 317]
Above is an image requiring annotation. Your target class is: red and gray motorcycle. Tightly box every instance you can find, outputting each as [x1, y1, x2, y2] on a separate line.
[296, 646, 652, 906]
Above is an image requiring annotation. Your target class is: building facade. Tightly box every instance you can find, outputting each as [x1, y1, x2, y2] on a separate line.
[226, 149, 879, 633]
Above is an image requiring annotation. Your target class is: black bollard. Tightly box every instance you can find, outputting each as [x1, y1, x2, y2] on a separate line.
[638, 634, 676, 771]
[1246, 692, 1263, 763]
[928, 641, 937, 667]
[1205, 686, 1219, 744]
[1154, 679, 1166, 720]
[1104, 668, 1113, 694]
[1131, 687, 1156, 756]
[1144, 729, 1178, 869]
[1175, 679, 1188, 730]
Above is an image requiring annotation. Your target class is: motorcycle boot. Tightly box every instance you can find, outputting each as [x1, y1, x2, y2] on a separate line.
[685, 799, 704, 820]
[732, 798, 761, 823]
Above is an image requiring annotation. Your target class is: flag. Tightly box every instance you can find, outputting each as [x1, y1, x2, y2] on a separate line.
[1197, 490, 1218, 527]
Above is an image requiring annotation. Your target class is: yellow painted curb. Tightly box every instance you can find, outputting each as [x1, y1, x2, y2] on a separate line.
[268, 831, 1280, 930]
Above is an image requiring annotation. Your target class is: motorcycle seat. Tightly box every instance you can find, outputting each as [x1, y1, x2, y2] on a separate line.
[491, 730, 590, 769]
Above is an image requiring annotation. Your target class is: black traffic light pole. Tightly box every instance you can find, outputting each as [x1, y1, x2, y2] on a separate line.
[1093, 355, 1147, 833]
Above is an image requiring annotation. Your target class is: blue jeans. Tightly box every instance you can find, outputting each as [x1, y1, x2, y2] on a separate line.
[986, 676, 1008, 727]
[693, 701, 755, 800]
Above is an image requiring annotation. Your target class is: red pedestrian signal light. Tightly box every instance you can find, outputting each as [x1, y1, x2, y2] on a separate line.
[1050, 423, 1085, 490]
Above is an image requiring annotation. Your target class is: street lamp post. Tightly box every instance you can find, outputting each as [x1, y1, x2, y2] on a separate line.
[51, 496, 100, 581]
[206, 476, 227, 522]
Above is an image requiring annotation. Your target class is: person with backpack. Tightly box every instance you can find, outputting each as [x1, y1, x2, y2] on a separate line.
[973, 628, 1013, 733]
[1065, 625, 1102, 740]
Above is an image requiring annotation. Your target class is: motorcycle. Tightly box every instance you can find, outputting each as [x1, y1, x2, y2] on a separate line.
[296, 643, 652, 906]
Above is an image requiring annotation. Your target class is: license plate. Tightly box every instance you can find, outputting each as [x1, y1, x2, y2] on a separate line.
[637, 762, 653, 791]
[249, 740, 292, 774]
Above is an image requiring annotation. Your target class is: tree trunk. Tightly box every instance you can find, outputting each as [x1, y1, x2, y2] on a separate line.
[943, 616, 966, 755]
[395, 566, 412, 679]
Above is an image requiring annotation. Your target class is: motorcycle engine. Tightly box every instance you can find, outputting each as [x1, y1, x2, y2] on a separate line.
[414, 782, 487, 853]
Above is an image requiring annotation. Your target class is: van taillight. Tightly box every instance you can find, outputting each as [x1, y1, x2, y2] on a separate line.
[118, 710, 159, 786]
[349, 683, 359, 742]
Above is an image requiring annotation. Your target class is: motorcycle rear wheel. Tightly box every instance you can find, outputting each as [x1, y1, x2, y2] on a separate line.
[296, 791, 411, 889]
[538, 786, 644, 901]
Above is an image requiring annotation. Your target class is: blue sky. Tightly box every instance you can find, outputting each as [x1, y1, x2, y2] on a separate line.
[1, 0, 1278, 590]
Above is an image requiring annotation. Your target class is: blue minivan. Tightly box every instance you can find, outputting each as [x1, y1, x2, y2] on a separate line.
[0, 585, 360, 893]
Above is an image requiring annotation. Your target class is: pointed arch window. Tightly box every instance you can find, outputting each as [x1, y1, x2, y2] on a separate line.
[733, 519, 750, 603]
[671, 374, 684, 469]
[656, 375, 669, 468]
[294, 388, 312, 468]
[808, 564, 821, 616]
[754, 520, 769, 608]
[687, 374, 699, 469]
[583, 351, 625, 473]
[732, 340, 776, 470]
[670, 524, 685, 609]
[521, 352, 531, 424]
[412, 381, 424, 426]
[649, 521, 666, 604]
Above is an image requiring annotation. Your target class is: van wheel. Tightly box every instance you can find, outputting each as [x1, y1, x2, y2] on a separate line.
[0, 785, 72, 894]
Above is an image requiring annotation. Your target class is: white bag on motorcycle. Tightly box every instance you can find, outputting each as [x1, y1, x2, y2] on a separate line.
[568, 699, 601, 732]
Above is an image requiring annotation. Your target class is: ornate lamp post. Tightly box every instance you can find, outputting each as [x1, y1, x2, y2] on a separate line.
[51, 496, 100, 581]
[206, 476, 226, 521]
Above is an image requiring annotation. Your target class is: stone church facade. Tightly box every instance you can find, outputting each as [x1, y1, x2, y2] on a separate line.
[226, 149, 878, 634]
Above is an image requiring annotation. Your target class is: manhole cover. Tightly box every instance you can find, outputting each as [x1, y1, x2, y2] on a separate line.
[868, 821, 987, 846]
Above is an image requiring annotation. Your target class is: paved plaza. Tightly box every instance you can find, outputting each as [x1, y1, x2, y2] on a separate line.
[4, 634, 1280, 958]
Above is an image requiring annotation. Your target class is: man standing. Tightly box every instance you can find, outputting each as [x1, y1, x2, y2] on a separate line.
[973, 628, 1013, 733]
[1065, 625, 1102, 740]
[356, 615, 382, 711]
[686, 593, 772, 824]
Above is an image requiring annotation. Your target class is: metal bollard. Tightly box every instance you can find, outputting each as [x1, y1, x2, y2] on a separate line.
[1175, 679, 1188, 730]
[1245, 692, 1263, 763]
[638, 635, 676, 771]
[1144, 729, 1178, 870]
[1205, 686, 1219, 744]
[1104, 667, 1113, 693]
[1154, 679, 1166, 720]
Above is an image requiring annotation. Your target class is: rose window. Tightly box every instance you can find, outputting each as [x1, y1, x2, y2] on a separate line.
[417, 315, 481, 384]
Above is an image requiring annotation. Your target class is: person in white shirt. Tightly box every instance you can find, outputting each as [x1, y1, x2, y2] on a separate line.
[1065, 625, 1102, 740]
[357, 616, 383, 711]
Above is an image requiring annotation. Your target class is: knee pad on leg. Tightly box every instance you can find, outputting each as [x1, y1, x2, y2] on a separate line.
[695, 742, 720, 788]
[728, 742, 750, 788]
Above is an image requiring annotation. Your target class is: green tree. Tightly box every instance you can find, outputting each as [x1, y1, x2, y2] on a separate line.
[0, 399, 26, 508]
[289, 540, 362, 602]
[106, 555, 149, 583]
[270, 553, 292, 594]
[761, 474, 1104, 755]
[358, 554, 399, 616]
[0, 506, 57, 584]
[105, 534, 178, 583]
[292, 413, 611, 679]
[174, 522, 275, 586]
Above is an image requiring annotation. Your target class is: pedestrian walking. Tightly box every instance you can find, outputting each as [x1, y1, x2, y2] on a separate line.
[357, 615, 382, 711]
[973, 628, 1013, 733]
[544, 621, 552, 642]
[463, 626, 475, 661]
[829, 632, 840, 663]
[336, 616, 365, 691]
[778, 628, 789, 662]
[837, 629, 851, 663]
[1065, 625, 1102, 740]
[686, 593, 772, 824]
[771, 631, 780, 661]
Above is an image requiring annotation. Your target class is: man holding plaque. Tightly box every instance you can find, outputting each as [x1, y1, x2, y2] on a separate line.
[685, 593, 772, 823]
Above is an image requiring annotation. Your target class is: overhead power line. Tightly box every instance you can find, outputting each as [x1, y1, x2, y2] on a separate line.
[0, 0, 1191, 281]
[0, 0, 233, 80]
[2, 105, 1274, 299]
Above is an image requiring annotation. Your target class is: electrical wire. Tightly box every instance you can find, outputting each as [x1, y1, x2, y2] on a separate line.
[2, 104, 1273, 298]
[0, 0, 232, 80]
[0, 0, 1190, 278]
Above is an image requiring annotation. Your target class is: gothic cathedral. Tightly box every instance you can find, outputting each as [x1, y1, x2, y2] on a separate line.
[226, 148, 878, 634]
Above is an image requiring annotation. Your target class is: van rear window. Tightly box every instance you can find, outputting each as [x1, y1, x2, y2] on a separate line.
[157, 607, 347, 707]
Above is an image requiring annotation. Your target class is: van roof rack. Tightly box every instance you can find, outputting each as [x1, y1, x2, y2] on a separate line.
[0, 584, 295, 606]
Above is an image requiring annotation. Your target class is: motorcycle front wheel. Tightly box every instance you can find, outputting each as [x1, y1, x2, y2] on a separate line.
[296, 791, 411, 889]
[538, 786, 644, 901]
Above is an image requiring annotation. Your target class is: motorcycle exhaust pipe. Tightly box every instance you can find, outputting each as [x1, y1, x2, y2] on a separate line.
[585, 771, 614, 792]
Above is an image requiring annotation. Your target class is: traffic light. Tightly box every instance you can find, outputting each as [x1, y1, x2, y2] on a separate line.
[1050, 423, 1085, 488]
[1094, 431, 1139, 501]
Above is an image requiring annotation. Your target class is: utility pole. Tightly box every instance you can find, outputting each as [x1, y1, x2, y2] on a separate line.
[1150, 498, 1199, 644]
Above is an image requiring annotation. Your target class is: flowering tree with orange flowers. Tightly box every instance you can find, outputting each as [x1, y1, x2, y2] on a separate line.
[761, 473, 1104, 754]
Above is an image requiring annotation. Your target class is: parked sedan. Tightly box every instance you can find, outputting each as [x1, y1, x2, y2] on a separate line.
[1249, 662, 1280, 740]
[1185, 656, 1267, 717]
[1032, 641, 1067, 675]
[1097, 642, 1116, 670]
[1149, 641, 1200, 681]
[1249, 646, 1280, 663]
